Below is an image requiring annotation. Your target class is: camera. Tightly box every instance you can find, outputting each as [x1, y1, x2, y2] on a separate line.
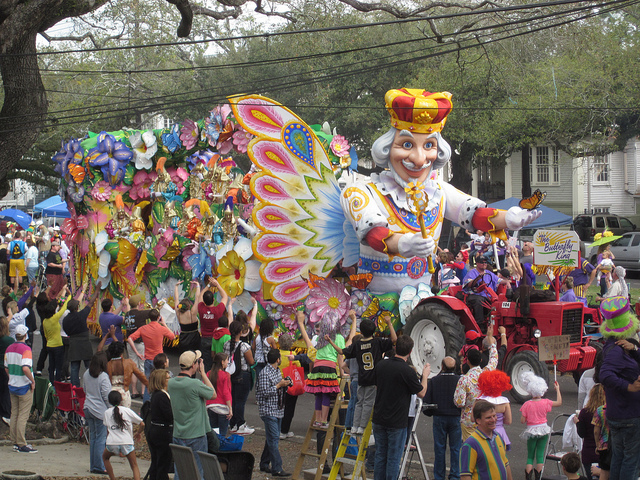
[284, 376, 293, 387]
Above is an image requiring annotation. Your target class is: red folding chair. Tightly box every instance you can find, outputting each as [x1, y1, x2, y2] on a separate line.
[71, 386, 89, 443]
[54, 381, 82, 441]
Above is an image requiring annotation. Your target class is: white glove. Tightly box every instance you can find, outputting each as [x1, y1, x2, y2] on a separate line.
[505, 206, 542, 231]
[398, 233, 435, 258]
[237, 218, 257, 238]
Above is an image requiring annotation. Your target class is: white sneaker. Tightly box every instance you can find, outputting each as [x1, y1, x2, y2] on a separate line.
[287, 431, 295, 437]
[279, 433, 287, 440]
[236, 424, 255, 435]
[230, 425, 238, 433]
[2, 417, 10, 427]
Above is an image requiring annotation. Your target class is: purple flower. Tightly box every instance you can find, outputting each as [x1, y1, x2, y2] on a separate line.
[85, 131, 133, 185]
[67, 183, 85, 203]
[187, 149, 215, 170]
[52, 138, 84, 177]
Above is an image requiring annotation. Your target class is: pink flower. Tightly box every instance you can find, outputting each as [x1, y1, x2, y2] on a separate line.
[180, 119, 200, 151]
[330, 135, 350, 157]
[232, 128, 253, 153]
[217, 135, 235, 155]
[305, 277, 350, 326]
[129, 170, 157, 201]
[91, 181, 112, 202]
[167, 166, 189, 194]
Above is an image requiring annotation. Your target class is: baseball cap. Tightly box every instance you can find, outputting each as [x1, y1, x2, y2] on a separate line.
[51, 240, 61, 246]
[15, 325, 29, 337]
[465, 330, 482, 341]
[179, 350, 202, 369]
[476, 255, 489, 263]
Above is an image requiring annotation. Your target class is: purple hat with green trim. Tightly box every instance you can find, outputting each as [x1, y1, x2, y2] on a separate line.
[600, 296, 639, 339]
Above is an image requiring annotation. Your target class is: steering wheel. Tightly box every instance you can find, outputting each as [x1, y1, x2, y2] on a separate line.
[466, 273, 490, 293]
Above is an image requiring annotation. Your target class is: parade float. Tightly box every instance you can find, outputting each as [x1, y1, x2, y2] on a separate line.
[52, 89, 541, 366]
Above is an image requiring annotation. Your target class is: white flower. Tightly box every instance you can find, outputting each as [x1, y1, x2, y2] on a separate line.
[130, 130, 158, 170]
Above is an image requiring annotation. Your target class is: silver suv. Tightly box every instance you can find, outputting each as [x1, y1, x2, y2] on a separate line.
[572, 214, 636, 241]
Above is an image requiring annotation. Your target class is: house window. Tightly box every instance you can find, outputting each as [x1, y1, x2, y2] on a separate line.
[163, 117, 175, 130]
[529, 146, 559, 185]
[593, 155, 609, 183]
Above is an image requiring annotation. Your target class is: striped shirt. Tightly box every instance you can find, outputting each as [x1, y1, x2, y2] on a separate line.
[460, 428, 509, 480]
[4, 342, 33, 393]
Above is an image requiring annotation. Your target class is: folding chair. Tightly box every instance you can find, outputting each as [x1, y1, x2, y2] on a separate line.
[170, 443, 202, 480]
[200, 452, 225, 480]
[542, 413, 582, 480]
[71, 386, 89, 443]
[32, 375, 56, 422]
[54, 381, 82, 440]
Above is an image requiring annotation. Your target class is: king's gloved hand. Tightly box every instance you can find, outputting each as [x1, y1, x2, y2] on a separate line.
[505, 206, 542, 231]
[398, 232, 435, 258]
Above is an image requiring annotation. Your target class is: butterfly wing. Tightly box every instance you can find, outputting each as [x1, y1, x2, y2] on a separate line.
[519, 189, 546, 210]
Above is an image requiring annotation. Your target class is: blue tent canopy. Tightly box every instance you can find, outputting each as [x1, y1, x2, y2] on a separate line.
[487, 197, 572, 228]
[33, 195, 63, 213]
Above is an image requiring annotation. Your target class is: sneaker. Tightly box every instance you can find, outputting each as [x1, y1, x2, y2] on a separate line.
[345, 428, 352, 435]
[287, 431, 294, 437]
[236, 424, 255, 435]
[35, 371, 42, 376]
[230, 425, 238, 433]
[13, 444, 19, 451]
[279, 433, 287, 440]
[2, 417, 10, 426]
[272, 471, 291, 477]
[354, 427, 364, 436]
[18, 445, 38, 453]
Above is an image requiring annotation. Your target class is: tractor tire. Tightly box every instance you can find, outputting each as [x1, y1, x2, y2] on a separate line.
[403, 303, 465, 377]
[506, 350, 550, 404]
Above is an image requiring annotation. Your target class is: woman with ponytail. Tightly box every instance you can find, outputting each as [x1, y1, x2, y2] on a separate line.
[102, 390, 144, 480]
[224, 320, 255, 435]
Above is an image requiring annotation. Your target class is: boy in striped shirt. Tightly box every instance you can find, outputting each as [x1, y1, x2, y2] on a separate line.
[460, 399, 511, 480]
[4, 325, 37, 453]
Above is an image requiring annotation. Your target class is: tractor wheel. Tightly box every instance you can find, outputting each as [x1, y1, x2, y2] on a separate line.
[507, 350, 550, 404]
[403, 303, 465, 376]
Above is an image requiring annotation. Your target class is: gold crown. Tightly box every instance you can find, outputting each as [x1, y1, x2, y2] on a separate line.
[385, 89, 453, 134]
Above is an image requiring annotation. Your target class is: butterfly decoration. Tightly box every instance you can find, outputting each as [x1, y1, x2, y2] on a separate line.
[305, 272, 325, 289]
[348, 273, 373, 290]
[361, 297, 397, 332]
[68, 164, 86, 184]
[519, 189, 546, 210]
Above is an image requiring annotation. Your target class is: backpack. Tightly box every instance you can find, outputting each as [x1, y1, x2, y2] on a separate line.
[10, 241, 24, 259]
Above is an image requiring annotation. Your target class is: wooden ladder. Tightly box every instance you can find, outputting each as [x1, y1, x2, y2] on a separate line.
[292, 377, 350, 480]
[327, 413, 372, 480]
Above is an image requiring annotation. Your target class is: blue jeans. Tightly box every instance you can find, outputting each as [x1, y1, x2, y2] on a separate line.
[608, 417, 640, 480]
[208, 409, 230, 437]
[230, 371, 251, 429]
[373, 423, 407, 480]
[85, 409, 107, 472]
[345, 379, 358, 429]
[143, 359, 154, 403]
[173, 435, 208, 480]
[432, 415, 462, 480]
[70, 360, 90, 387]
[260, 416, 283, 473]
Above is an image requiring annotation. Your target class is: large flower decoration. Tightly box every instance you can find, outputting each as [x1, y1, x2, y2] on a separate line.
[186, 149, 216, 170]
[264, 301, 283, 321]
[232, 128, 252, 153]
[91, 181, 112, 202]
[161, 124, 182, 153]
[67, 183, 85, 203]
[130, 130, 158, 170]
[52, 138, 84, 177]
[129, 170, 157, 201]
[217, 250, 246, 297]
[62, 204, 90, 255]
[305, 277, 351, 326]
[205, 105, 234, 150]
[330, 135, 350, 157]
[180, 119, 200, 151]
[350, 289, 372, 317]
[86, 131, 133, 185]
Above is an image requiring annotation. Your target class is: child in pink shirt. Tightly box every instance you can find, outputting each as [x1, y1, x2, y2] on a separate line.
[206, 352, 233, 437]
[520, 372, 562, 480]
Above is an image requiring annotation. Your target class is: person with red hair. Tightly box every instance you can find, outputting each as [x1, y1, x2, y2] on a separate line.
[477, 369, 513, 450]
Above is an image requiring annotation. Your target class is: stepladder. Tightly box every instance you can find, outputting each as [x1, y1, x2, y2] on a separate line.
[293, 377, 350, 480]
[328, 412, 373, 480]
[398, 397, 430, 480]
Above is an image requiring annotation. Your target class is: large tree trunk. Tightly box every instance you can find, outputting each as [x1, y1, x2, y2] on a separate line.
[450, 142, 473, 194]
[0, 32, 47, 198]
[521, 144, 531, 198]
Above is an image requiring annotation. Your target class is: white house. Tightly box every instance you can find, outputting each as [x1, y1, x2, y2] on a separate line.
[478, 137, 640, 223]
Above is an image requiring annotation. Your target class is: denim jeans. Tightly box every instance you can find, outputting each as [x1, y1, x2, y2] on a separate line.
[345, 379, 358, 429]
[432, 415, 462, 480]
[208, 409, 230, 437]
[608, 416, 640, 480]
[48, 345, 65, 383]
[230, 371, 251, 429]
[173, 435, 208, 480]
[70, 360, 90, 387]
[260, 416, 284, 473]
[85, 409, 107, 472]
[373, 423, 407, 480]
[143, 359, 154, 403]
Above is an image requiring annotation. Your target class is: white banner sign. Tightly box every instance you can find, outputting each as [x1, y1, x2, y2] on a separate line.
[532, 230, 580, 268]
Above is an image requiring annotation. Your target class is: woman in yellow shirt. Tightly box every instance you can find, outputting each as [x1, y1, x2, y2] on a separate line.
[42, 287, 71, 383]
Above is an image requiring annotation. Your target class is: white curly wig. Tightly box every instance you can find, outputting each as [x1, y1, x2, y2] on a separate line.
[520, 371, 548, 398]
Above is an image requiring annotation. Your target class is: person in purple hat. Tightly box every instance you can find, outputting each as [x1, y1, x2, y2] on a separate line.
[598, 296, 640, 480]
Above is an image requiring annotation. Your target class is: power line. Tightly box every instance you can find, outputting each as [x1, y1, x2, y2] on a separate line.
[3, 0, 611, 57]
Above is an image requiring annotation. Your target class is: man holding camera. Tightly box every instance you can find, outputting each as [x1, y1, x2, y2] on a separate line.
[256, 348, 292, 477]
[168, 350, 216, 480]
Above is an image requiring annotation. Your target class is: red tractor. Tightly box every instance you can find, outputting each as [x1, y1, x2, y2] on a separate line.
[403, 276, 602, 402]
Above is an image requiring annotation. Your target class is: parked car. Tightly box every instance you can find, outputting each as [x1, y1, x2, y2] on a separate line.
[587, 231, 640, 271]
[572, 214, 636, 242]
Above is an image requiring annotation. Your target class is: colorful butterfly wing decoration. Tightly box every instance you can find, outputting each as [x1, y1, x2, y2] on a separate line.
[519, 189, 546, 210]
[349, 273, 373, 290]
[68, 164, 86, 184]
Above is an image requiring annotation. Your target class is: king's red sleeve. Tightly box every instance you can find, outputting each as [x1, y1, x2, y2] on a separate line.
[472, 208, 500, 233]
[365, 227, 393, 254]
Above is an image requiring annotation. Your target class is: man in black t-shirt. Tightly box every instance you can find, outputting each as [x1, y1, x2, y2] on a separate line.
[372, 335, 430, 480]
[123, 294, 151, 399]
[45, 241, 65, 298]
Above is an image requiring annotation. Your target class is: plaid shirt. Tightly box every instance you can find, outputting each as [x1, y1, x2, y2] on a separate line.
[256, 364, 285, 418]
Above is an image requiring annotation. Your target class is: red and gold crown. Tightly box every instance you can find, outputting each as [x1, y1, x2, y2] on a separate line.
[385, 88, 453, 134]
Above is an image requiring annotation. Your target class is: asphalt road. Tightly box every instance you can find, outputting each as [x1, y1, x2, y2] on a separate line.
[32, 332, 585, 479]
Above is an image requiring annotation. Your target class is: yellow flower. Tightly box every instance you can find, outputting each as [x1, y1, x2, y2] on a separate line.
[217, 250, 246, 297]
